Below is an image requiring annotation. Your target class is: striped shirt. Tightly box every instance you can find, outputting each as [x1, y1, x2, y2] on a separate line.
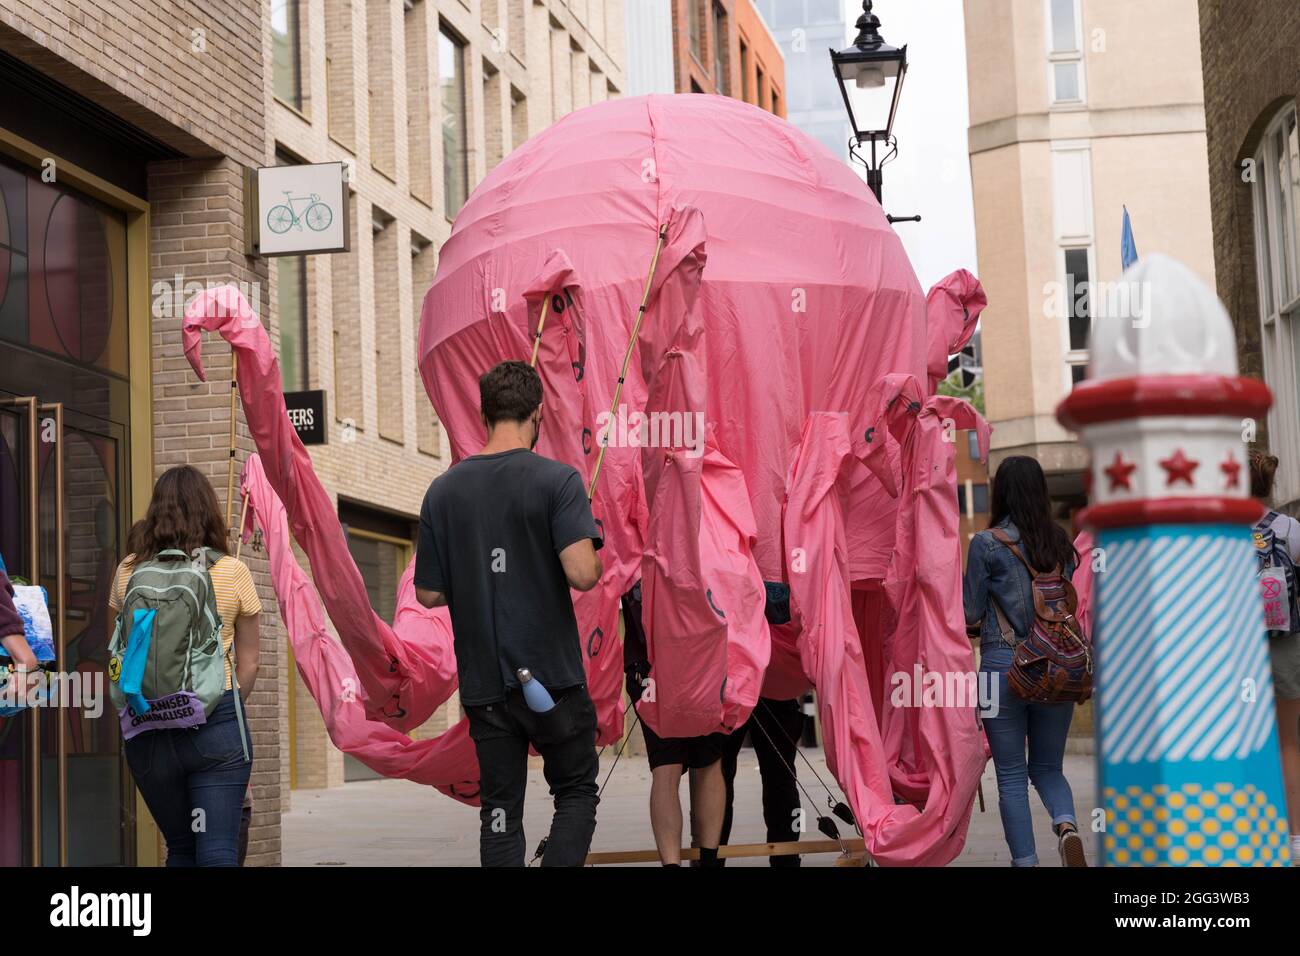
[109, 554, 262, 690]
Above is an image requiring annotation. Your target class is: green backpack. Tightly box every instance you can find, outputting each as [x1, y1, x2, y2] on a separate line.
[108, 548, 248, 758]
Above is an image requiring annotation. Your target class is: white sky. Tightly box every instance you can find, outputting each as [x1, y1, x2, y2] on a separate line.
[841, 0, 978, 291]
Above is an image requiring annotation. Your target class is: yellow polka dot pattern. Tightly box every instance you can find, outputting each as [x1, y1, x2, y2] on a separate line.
[1102, 783, 1291, 866]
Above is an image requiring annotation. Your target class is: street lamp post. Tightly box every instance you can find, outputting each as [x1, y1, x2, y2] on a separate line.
[830, 1, 914, 219]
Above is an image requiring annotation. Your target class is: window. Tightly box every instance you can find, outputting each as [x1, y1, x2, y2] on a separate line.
[712, 3, 728, 95]
[406, 0, 433, 203]
[369, 0, 396, 175]
[1252, 105, 1300, 503]
[508, 0, 526, 60]
[1051, 142, 1094, 391]
[966, 430, 980, 461]
[412, 234, 441, 457]
[1046, 0, 1084, 106]
[688, 0, 703, 62]
[325, 2, 354, 146]
[277, 254, 308, 391]
[484, 61, 504, 170]
[511, 86, 528, 151]
[272, 0, 303, 109]
[771, 89, 780, 118]
[440, 28, 469, 216]
[1063, 246, 1092, 386]
[957, 482, 990, 517]
[372, 209, 402, 442]
[740, 40, 751, 103]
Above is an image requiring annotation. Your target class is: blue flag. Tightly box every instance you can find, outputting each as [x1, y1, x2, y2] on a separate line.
[1121, 205, 1139, 271]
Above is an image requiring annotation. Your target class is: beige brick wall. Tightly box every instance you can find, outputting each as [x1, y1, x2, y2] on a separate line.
[269, 0, 626, 796]
[0, 0, 265, 167]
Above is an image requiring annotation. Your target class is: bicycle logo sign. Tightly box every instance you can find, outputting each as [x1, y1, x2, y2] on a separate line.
[266, 191, 333, 234]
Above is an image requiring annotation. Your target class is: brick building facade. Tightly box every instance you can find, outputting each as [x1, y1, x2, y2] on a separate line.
[270, 0, 626, 792]
[1198, 0, 1300, 511]
[0, 0, 625, 867]
[0, 0, 275, 865]
[671, 0, 785, 115]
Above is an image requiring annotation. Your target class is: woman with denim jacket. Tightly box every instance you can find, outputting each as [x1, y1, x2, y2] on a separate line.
[964, 456, 1086, 867]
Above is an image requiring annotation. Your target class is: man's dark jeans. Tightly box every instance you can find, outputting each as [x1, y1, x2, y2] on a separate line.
[123, 690, 252, 867]
[465, 684, 600, 867]
[720, 697, 805, 867]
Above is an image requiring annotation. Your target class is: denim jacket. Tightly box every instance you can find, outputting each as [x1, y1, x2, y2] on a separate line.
[963, 519, 1076, 652]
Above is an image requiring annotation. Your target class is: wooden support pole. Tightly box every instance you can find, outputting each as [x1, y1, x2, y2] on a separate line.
[234, 488, 251, 561]
[225, 353, 239, 535]
[587, 222, 669, 501]
[528, 295, 551, 368]
[584, 837, 866, 866]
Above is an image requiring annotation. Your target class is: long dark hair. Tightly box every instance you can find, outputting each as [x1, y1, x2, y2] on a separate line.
[126, 465, 227, 558]
[988, 456, 1076, 573]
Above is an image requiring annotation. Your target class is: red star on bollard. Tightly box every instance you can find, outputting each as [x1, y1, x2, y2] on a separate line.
[1221, 451, 1241, 489]
[1159, 448, 1199, 487]
[1104, 451, 1137, 491]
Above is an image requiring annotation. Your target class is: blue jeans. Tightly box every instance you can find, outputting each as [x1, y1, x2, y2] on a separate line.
[123, 690, 252, 867]
[980, 646, 1077, 866]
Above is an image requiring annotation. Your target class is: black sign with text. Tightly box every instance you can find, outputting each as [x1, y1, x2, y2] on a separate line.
[284, 390, 327, 445]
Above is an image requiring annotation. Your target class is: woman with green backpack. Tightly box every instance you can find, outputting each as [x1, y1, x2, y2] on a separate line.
[108, 465, 261, 867]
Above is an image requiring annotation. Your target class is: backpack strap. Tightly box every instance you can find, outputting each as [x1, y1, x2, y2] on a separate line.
[989, 597, 1018, 648]
[990, 528, 1061, 578]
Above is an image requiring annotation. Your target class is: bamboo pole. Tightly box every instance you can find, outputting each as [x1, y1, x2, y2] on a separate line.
[225, 353, 239, 536]
[528, 295, 551, 368]
[234, 488, 251, 561]
[587, 222, 670, 501]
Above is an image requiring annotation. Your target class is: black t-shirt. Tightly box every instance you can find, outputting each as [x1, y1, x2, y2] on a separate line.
[414, 448, 601, 705]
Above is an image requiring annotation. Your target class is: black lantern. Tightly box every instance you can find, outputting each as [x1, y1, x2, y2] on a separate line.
[831, 1, 909, 206]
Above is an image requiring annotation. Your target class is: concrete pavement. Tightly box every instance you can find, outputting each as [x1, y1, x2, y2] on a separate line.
[282, 748, 1097, 867]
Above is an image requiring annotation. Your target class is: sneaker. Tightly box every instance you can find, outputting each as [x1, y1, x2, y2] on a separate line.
[1058, 826, 1087, 867]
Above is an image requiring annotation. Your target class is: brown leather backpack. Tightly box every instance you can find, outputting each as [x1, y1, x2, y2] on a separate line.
[989, 529, 1093, 704]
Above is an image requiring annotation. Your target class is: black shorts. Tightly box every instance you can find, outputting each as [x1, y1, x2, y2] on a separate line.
[640, 718, 728, 771]
[627, 673, 726, 770]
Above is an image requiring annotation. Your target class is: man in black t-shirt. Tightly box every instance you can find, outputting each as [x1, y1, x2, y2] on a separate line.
[415, 361, 603, 867]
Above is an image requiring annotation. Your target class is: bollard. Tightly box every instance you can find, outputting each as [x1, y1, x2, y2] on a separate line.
[1058, 255, 1291, 867]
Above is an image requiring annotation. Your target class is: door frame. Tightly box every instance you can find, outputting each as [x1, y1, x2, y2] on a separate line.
[0, 126, 158, 865]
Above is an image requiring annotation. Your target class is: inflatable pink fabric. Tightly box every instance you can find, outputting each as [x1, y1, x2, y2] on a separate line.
[924, 269, 987, 394]
[240, 454, 480, 802]
[183, 285, 452, 731]
[418, 94, 928, 603]
[786, 410, 978, 865]
[1071, 529, 1096, 637]
[860, 376, 989, 814]
[632, 207, 769, 737]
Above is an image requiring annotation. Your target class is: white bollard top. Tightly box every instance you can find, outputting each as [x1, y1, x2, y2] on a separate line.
[1089, 254, 1238, 382]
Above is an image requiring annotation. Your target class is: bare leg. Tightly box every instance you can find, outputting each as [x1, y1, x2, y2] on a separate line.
[649, 764, 684, 865]
[1276, 697, 1300, 835]
[691, 758, 726, 852]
